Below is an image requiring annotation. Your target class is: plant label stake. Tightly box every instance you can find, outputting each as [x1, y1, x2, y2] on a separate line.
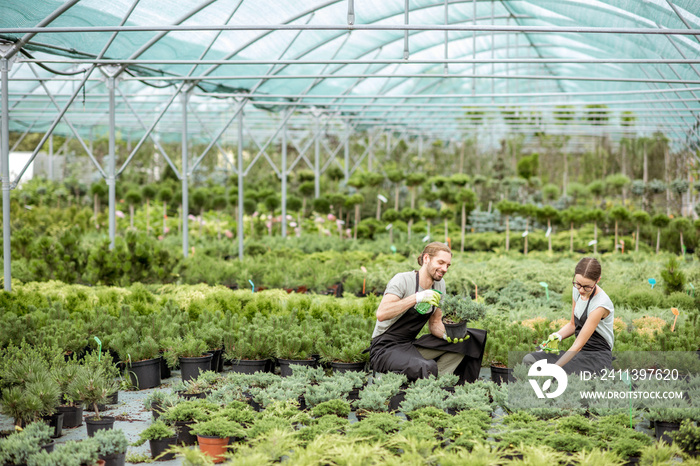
[648, 278, 656, 289]
[93, 336, 102, 362]
[545, 226, 552, 237]
[469, 279, 478, 301]
[248, 279, 255, 293]
[671, 308, 679, 332]
[539, 282, 549, 301]
[422, 235, 430, 242]
[385, 223, 393, 231]
[521, 231, 528, 237]
[361, 266, 367, 294]
[588, 240, 597, 246]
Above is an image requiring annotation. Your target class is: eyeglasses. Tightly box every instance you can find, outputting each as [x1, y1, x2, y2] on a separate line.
[572, 281, 595, 292]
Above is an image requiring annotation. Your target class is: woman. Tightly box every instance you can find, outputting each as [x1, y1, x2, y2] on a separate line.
[525, 257, 614, 374]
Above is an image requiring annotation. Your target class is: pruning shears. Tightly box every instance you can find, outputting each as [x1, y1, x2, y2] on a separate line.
[538, 335, 560, 353]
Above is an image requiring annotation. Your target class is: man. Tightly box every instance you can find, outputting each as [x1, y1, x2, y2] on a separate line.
[369, 242, 487, 383]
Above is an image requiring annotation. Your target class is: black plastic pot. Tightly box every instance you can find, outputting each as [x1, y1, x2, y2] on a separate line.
[655, 420, 680, 444]
[330, 362, 367, 373]
[209, 348, 224, 373]
[127, 357, 161, 390]
[348, 388, 360, 402]
[43, 412, 64, 438]
[106, 391, 119, 405]
[490, 365, 514, 385]
[443, 321, 467, 340]
[159, 356, 171, 380]
[389, 390, 406, 411]
[86, 415, 115, 437]
[229, 359, 268, 374]
[150, 436, 177, 461]
[278, 358, 316, 377]
[175, 420, 197, 446]
[40, 440, 55, 453]
[57, 405, 83, 428]
[179, 354, 213, 382]
[101, 451, 127, 466]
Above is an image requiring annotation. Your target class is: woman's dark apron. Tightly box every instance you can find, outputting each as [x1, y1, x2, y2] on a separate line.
[369, 272, 487, 384]
[527, 288, 612, 375]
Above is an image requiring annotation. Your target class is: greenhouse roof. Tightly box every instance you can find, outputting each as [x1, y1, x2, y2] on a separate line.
[1, 0, 700, 154]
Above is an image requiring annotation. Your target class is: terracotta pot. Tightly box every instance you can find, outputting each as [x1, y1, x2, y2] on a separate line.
[197, 435, 229, 463]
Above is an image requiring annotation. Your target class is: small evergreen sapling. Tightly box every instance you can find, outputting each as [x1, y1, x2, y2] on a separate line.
[93, 427, 129, 456]
[440, 294, 486, 324]
[132, 420, 177, 446]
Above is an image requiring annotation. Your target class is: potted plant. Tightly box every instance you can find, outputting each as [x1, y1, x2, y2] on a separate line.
[673, 420, 700, 457]
[189, 417, 245, 463]
[93, 428, 128, 466]
[197, 325, 225, 373]
[26, 437, 101, 466]
[275, 323, 316, 377]
[317, 334, 369, 373]
[353, 372, 406, 419]
[647, 406, 692, 444]
[0, 373, 61, 428]
[112, 332, 162, 390]
[73, 364, 118, 437]
[0, 345, 62, 428]
[0, 422, 53, 466]
[310, 399, 352, 418]
[144, 390, 180, 421]
[52, 357, 84, 428]
[133, 419, 178, 461]
[163, 335, 211, 382]
[439, 294, 485, 342]
[161, 399, 216, 446]
[223, 322, 275, 374]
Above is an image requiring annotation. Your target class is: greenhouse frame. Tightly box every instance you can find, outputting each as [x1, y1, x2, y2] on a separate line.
[1, 0, 700, 290]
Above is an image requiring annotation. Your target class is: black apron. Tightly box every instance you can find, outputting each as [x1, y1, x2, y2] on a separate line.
[526, 287, 612, 375]
[370, 272, 487, 384]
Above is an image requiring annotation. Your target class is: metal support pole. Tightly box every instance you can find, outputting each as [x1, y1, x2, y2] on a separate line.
[404, 0, 409, 59]
[281, 111, 288, 238]
[347, 0, 355, 25]
[344, 121, 350, 184]
[1, 58, 11, 291]
[48, 133, 53, 180]
[181, 91, 189, 258]
[237, 107, 244, 261]
[107, 76, 117, 250]
[314, 116, 320, 199]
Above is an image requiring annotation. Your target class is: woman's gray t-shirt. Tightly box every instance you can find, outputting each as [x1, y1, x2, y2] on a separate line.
[572, 286, 615, 350]
[371, 271, 446, 339]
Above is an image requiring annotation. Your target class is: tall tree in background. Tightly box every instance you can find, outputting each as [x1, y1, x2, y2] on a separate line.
[609, 206, 630, 252]
[651, 214, 670, 255]
[456, 188, 477, 253]
[157, 187, 173, 237]
[631, 210, 650, 252]
[587, 208, 606, 254]
[386, 168, 404, 210]
[142, 184, 157, 234]
[495, 200, 519, 252]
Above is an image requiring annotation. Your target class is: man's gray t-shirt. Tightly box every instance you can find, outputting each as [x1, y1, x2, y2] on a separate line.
[572, 286, 615, 350]
[371, 271, 446, 339]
